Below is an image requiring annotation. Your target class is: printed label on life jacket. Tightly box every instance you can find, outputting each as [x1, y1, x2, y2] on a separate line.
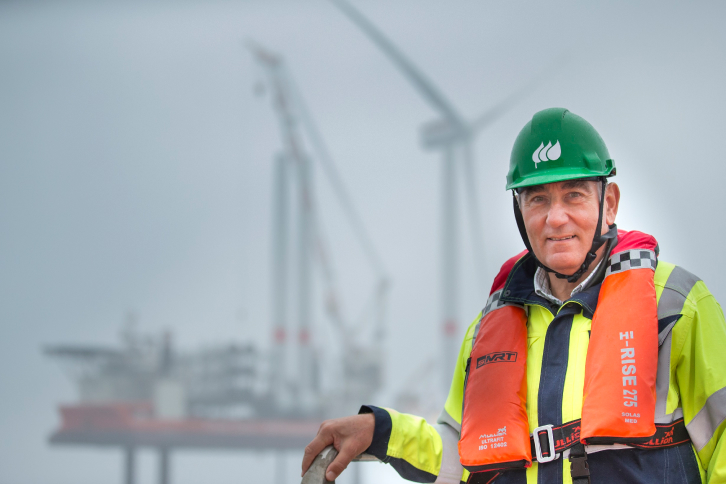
[477, 352, 518, 368]
[620, 331, 640, 422]
[477, 426, 509, 451]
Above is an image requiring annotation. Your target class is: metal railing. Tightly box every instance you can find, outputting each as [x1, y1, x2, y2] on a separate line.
[301, 447, 378, 484]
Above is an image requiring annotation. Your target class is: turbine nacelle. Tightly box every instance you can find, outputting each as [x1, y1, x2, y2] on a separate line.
[420, 118, 470, 150]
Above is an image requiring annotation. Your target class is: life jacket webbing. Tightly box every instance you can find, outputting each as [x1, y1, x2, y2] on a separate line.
[466, 470, 501, 484]
[528, 417, 690, 457]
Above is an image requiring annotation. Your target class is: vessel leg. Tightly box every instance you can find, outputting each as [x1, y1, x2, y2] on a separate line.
[124, 446, 136, 484]
[352, 462, 361, 484]
[274, 451, 284, 484]
[159, 447, 170, 484]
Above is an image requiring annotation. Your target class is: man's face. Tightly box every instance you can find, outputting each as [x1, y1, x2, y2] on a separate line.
[518, 180, 604, 276]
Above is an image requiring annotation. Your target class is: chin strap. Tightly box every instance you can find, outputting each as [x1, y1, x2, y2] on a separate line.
[513, 178, 618, 284]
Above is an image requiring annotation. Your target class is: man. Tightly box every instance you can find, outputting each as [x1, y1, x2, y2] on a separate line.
[301, 108, 726, 483]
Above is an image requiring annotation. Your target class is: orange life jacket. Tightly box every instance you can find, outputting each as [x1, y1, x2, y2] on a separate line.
[459, 230, 661, 473]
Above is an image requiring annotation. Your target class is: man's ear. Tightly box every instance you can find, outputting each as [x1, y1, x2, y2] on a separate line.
[604, 182, 620, 226]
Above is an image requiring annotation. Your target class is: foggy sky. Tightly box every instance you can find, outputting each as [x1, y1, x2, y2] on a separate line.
[1, 0, 725, 483]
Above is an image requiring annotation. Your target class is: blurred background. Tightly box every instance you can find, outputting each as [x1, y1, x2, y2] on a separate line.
[1, 0, 725, 483]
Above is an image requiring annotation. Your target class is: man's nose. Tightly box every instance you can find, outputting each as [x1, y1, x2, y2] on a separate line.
[545, 200, 569, 227]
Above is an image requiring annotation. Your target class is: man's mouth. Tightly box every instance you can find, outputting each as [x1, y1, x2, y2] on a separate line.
[548, 235, 576, 241]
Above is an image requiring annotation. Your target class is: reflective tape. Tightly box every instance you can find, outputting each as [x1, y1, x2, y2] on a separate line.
[437, 408, 461, 434]
[654, 329, 673, 420]
[653, 266, 699, 422]
[472, 320, 481, 343]
[605, 249, 657, 276]
[433, 422, 463, 484]
[657, 266, 700, 320]
[687, 386, 726, 451]
[654, 407, 683, 425]
[482, 289, 506, 316]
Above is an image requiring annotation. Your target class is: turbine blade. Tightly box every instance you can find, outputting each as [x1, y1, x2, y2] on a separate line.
[460, 140, 488, 294]
[469, 81, 533, 134]
[470, 53, 572, 133]
[330, 0, 466, 130]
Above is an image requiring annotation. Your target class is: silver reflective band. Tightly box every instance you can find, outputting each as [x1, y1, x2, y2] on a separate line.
[532, 424, 559, 463]
[687, 386, 726, 451]
[433, 422, 464, 484]
[657, 266, 701, 320]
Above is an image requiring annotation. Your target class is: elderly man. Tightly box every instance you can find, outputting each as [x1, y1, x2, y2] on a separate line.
[301, 108, 726, 483]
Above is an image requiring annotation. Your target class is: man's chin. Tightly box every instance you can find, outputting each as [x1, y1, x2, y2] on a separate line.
[541, 258, 582, 277]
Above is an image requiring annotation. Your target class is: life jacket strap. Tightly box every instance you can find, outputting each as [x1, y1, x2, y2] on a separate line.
[465, 470, 501, 484]
[569, 443, 590, 484]
[529, 419, 582, 458]
[527, 418, 690, 461]
[629, 418, 691, 449]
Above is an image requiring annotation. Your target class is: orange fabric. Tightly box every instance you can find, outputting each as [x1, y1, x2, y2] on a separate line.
[460, 230, 660, 473]
[581, 267, 658, 442]
[459, 305, 532, 470]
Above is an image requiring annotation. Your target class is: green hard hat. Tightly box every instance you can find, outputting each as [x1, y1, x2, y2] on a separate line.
[506, 108, 616, 191]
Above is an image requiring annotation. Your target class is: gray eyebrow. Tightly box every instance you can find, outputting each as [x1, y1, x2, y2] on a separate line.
[519, 185, 545, 197]
[560, 180, 596, 191]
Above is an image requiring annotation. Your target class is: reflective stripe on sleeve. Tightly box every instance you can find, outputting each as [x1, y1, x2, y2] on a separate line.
[437, 408, 461, 434]
[433, 422, 464, 484]
[657, 266, 700, 320]
[654, 407, 684, 425]
[687, 386, 726, 451]
[472, 320, 481, 343]
[655, 328, 674, 420]
[655, 266, 700, 421]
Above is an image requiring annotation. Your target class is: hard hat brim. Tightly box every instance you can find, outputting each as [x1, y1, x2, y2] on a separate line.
[505, 165, 615, 191]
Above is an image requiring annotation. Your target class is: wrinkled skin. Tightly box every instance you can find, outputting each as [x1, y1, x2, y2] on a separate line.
[518, 179, 619, 301]
[301, 413, 374, 481]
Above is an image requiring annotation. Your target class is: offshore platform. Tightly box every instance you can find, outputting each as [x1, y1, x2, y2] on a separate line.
[45, 318, 384, 484]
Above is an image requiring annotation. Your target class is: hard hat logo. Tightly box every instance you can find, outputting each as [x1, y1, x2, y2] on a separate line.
[532, 140, 561, 168]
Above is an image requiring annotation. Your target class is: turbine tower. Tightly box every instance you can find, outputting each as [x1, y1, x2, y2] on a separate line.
[331, 0, 531, 393]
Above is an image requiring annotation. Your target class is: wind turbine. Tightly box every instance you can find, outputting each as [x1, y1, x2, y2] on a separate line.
[331, 0, 533, 392]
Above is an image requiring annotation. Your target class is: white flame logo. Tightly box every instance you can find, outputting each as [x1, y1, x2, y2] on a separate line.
[532, 140, 561, 168]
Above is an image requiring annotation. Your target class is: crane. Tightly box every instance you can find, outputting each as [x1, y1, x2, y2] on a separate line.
[249, 41, 390, 417]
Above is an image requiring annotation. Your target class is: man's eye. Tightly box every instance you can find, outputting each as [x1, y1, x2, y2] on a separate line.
[530, 196, 545, 204]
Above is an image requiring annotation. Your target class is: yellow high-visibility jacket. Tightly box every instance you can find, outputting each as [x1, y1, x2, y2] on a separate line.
[361, 257, 726, 483]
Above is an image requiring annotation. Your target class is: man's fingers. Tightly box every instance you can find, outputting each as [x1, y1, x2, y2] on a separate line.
[301, 415, 374, 478]
[325, 446, 358, 481]
[301, 433, 332, 476]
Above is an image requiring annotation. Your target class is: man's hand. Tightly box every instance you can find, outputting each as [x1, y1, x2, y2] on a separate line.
[301, 413, 375, 481]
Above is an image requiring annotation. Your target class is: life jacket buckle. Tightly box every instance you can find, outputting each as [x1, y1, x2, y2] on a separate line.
[532, 424, 559, 463]
[569, 455, 591, 482]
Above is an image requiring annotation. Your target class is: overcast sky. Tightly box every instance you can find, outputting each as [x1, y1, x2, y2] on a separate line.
[1, 0, 725, 483]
